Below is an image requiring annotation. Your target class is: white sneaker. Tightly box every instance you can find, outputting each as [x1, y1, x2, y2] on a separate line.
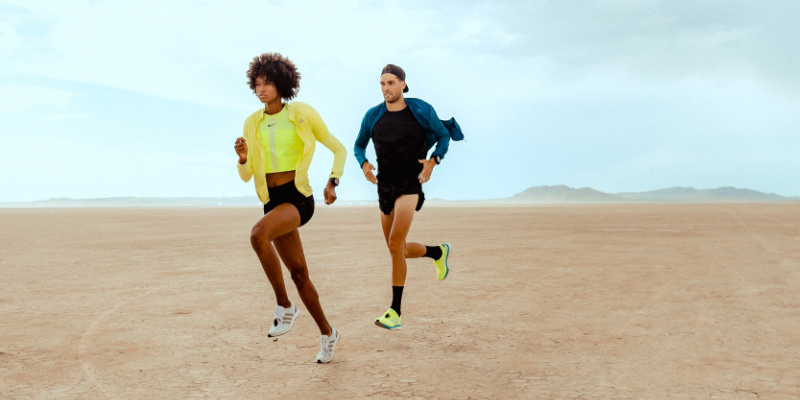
[267, 302, 298, 337]
[316, 328, 340, 364]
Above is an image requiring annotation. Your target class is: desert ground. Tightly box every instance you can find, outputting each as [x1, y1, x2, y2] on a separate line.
[1, 204, 799, 399]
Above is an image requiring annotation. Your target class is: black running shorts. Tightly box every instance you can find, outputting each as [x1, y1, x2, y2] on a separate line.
[263, 181, 315, 226]
[377, 179, 425, 215]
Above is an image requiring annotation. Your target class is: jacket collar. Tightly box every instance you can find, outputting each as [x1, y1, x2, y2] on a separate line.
[259, 102, 296, 122]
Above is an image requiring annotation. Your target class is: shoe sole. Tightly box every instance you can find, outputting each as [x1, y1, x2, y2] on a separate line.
[438, 243, 451, 280]
[375, 319, 401, 330]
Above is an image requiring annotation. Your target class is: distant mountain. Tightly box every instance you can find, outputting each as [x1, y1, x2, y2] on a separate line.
[511, 185, 626, 203]
[3, 186, 798, 208]
[0, 196, 259, 208]
[510, 185, 799, 203]
[615, 186, 790, 203]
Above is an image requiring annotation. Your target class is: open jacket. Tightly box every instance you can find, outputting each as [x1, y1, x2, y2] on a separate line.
[238, 102, 346, 204]
[353, 98, 463, 167]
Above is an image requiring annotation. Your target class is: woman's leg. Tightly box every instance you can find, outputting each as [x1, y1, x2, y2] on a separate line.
[250, 203, 303, 308]
[273, 229, 333, 336]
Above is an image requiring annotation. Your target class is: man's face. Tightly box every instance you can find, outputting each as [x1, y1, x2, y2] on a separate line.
[380, 73, 405, 104]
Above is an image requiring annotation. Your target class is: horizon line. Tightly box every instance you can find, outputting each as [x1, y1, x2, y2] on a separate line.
[2, 184, 799, 206]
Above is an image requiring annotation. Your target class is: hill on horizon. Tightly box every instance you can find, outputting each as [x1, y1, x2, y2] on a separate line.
[2, 186, 799, 208]
[510, 185, 798, 204]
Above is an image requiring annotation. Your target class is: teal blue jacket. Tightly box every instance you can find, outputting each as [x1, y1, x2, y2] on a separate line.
[354, 98, 463, 167]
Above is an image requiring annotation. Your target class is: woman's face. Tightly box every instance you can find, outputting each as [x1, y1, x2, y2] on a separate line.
[255, 76, 279, 105]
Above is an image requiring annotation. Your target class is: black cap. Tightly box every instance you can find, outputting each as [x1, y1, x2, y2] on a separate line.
[381, 64, 409, 93]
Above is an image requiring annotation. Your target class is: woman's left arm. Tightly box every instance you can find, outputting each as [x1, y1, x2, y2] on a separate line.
[305, 106, 345, 205]
[307, 107, 346, 179]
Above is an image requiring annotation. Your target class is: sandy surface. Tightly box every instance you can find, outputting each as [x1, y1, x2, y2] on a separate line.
[1, 204, 799, 399]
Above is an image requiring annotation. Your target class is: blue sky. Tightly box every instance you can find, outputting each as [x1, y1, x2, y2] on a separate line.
[2, 0, 799, 203]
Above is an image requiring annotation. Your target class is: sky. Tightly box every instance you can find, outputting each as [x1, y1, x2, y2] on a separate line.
[1, 0, 799, 203]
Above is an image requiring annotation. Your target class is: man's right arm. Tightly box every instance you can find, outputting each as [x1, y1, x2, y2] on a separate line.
[353, 113, 372, 167]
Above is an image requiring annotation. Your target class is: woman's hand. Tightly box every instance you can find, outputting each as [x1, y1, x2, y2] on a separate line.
[234, 137, 248, 164]
[324, 180, 338, 205]
[417, 158, 437, 183]
[362, 161, 377, 184]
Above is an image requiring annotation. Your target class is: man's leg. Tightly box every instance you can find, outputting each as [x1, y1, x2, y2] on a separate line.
[381, 194, 418, 286]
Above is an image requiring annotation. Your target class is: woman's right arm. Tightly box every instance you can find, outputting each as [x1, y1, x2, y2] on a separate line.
[235, 136, 252, 182]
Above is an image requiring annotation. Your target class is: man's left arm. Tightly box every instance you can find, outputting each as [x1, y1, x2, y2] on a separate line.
[426, 106, 450, 163]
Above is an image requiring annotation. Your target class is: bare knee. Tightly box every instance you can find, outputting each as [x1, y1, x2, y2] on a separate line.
[290, 267, 310, 289]
[387, 238, 406, 258]
[250, 224, 274, 251]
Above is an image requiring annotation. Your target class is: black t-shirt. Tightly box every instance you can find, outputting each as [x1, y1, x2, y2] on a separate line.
[373, 107, 428, 182]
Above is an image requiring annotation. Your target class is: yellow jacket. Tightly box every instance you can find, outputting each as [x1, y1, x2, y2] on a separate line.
[238, 102, 346, 204]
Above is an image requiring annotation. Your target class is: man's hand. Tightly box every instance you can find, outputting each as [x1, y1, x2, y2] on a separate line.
[417, 158, 437, 183]
[362, 161, 377, 184]
[234, 137, 248, 164]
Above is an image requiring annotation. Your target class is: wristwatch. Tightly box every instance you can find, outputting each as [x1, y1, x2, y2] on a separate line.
[329, 177, 339, 187]
[433, 155, 441, 165]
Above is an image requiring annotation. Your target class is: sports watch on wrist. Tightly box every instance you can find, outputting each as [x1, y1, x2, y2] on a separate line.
[433, 155, 441, 165]
[329, 177, 339, 187]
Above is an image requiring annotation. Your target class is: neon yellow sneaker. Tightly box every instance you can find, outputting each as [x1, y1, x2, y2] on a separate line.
[375, 308, 402, 330]
[434, 243, 451, 280]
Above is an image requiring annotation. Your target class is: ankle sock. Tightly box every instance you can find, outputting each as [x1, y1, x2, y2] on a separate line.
[391, 286, 404, 315]
[424, 245, 443, 260]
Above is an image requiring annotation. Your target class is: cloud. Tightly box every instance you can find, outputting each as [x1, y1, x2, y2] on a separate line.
[433, 1, 800, 93]
[0, 20, 22, 57]
[6, 1, 799, 104]
[0, 83, 78, 113]
[3, 1, 469, 108]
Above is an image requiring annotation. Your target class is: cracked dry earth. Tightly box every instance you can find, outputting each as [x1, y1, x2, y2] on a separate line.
[1, 204, 799, 399]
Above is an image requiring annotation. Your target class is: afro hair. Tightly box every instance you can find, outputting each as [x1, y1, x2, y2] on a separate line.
[246, 53, 301, 100]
